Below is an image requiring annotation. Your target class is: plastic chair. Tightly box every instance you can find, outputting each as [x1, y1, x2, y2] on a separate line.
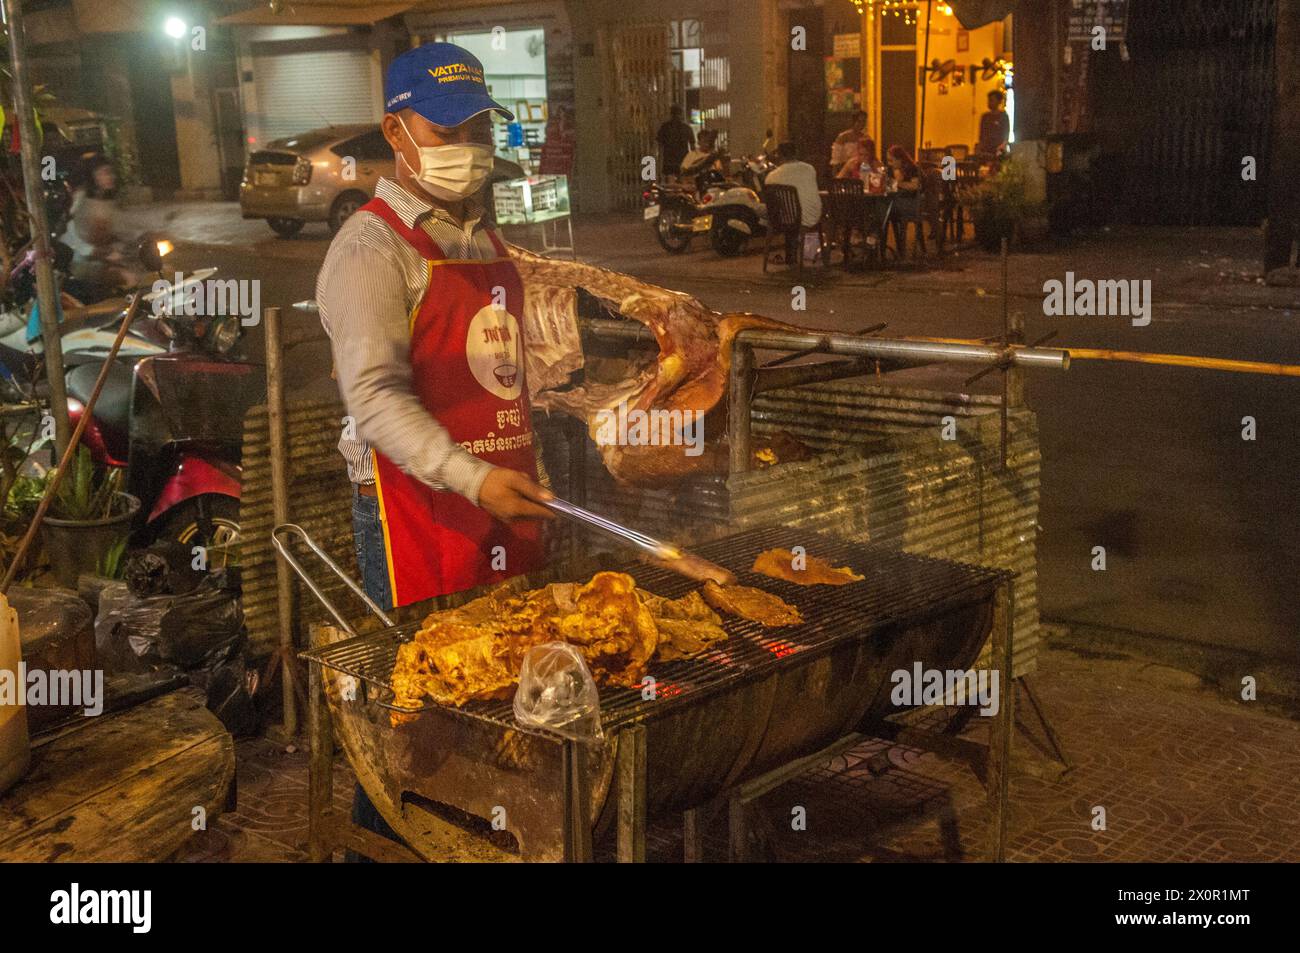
[887, 167, 944, 260]
[827, 178, 864, 266]
[950, 160, 982, 242]
[761, 184, 823, 275]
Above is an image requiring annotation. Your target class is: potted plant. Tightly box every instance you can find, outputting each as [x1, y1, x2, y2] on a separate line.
[963, 158, 1036, 251]
[39, 448, 139, 587]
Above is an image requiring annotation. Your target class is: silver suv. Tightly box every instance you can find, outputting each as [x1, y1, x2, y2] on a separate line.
[240, 125, 392, 237]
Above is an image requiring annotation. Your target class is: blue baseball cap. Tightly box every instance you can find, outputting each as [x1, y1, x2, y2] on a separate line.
[384, 42, 514, 126]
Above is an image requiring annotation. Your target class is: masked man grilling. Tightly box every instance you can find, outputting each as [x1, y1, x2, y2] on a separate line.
[316, 42, 556, 852]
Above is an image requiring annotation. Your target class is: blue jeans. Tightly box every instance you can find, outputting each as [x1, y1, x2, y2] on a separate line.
[349, 485, 400, 858]
[351, 487, 393, 612]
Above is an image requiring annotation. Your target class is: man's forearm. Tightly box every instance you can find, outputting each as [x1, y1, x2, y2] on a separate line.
[345, 367, 495, 502]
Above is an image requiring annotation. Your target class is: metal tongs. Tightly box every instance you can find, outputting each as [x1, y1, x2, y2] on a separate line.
[544, 496, 737, 586]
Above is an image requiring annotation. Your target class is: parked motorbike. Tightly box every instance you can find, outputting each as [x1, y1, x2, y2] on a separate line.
[0, 242, 219, 396]
[643, 158, 769, 258]
[62, 241, 263, 559]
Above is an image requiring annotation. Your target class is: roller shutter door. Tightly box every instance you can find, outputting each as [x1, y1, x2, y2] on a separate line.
[253, 48, 379, 142]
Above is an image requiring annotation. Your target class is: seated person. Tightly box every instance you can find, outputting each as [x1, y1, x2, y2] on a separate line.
[886, 145, 923, 255]
[764, 141, 823, 262]
[883, 146, 944, 255]
[836, 139, 888, 195]
[835, 138, 879, 180]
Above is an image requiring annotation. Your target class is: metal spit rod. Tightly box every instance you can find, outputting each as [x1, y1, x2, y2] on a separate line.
[580, 318, 1073, 370]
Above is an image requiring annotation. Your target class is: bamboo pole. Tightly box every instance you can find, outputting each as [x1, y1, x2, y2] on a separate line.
[1063, 348, 1300, 378]
[264, 305, 298, 737]
[893, 335, 1300, 378]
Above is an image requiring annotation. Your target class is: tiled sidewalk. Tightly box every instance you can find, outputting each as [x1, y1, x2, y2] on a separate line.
[175, 643, 1300, 862]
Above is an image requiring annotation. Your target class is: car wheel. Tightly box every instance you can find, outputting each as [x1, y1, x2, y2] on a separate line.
[267, 217, 305, 238]
[329, 191, 369, 234]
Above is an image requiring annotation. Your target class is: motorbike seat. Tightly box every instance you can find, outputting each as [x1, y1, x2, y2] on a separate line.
[66, 361, 134, 458]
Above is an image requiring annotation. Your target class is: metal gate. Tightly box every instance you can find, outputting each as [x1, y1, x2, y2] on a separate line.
[601, 20, 672, 210]
[1093, 0, 1277, 225]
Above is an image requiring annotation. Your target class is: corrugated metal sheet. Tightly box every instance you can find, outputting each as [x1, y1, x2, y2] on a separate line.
[241, 397, 356, 655]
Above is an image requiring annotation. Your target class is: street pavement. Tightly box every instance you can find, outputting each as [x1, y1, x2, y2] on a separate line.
[129, 199, 1300, 679]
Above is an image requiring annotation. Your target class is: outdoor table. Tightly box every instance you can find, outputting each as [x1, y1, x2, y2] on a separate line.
[0, 690, 234, 861]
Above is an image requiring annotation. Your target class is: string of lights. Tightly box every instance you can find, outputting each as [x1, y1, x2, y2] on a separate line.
[849, 1, 955, 26]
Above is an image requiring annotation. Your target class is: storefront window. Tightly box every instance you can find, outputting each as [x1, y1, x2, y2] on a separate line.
[436, 27, 548, 169]
[670, 18, 704, 129]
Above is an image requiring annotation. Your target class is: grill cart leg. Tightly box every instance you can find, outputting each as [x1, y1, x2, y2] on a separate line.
[987, 581, 1015, 862]
[563, 739, 594, 862]
[307, 624, 332, 862]
[1018, 675, 1071, 771]
[683, 806, 705, 862]
[616, 726, 647, 863]
[727, 340, 754, 475]
[726, 732, 869, 863]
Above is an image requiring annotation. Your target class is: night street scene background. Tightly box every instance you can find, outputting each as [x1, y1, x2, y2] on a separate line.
[0, 0, 1296, 902]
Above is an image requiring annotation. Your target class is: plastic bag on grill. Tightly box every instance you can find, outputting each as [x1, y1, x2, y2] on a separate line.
[513, 642, 604, 742]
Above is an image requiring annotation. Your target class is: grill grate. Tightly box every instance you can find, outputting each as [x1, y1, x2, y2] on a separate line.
[300, 526, 1011, 733]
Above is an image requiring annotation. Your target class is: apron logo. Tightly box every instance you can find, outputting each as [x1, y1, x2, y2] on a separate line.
[466, 306, 523, 400]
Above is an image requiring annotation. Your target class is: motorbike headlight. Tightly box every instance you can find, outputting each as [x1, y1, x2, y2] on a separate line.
[209, 315, 239, 354]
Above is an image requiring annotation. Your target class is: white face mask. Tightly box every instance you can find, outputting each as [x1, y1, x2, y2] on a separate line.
[396, 114, 494, 201]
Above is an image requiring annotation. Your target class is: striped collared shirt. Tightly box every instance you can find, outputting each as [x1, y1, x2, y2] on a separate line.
[315, 177, 503, 503]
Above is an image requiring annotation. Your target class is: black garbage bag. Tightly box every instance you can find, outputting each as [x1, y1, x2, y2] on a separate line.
[95, 572, 245, 674]
[123, 541, 208, 598]
[201, 655, 262, 738]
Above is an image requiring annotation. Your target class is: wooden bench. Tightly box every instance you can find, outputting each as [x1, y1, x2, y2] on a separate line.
[0, 691, 234, 861]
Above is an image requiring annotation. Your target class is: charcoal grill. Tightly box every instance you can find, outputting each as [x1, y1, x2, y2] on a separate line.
[284, 523, 1015, 862]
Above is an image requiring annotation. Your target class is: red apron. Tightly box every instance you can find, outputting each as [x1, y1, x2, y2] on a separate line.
[363, 196, 544, 606]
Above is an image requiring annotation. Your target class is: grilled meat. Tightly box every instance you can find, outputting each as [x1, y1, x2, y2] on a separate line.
[638, 589, 728, 660]
[701, 580, 802, 626]
[752, 548, 865, 586]
[389, 572, 730, 721]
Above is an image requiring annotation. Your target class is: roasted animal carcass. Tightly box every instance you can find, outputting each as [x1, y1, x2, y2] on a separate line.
[511, 245, 806, 484]
[389, 572, 731, 722]
[752, 548, 865, 586]
[701, 580, 802, 627]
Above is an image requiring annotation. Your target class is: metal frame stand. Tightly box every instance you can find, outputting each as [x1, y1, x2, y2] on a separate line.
[1016, 675, 1071, 771]
[305, 624, 422, 863]
[538, 213, 576, 259]
[719, 580, 1016, 863]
